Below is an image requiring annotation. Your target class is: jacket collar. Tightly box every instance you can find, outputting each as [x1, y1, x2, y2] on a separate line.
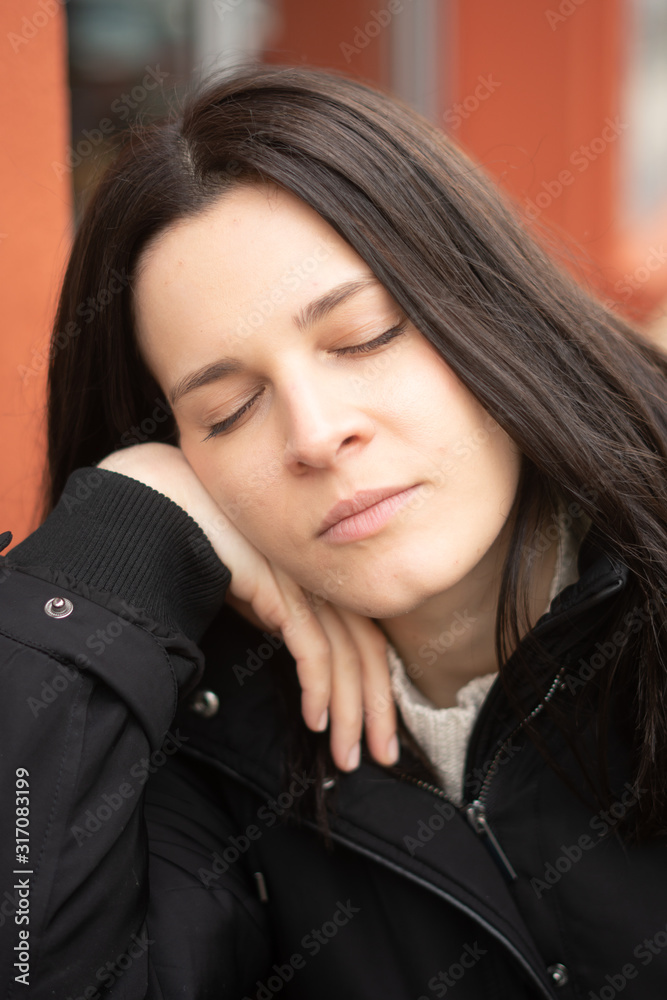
[183, 534, 628, 1000]
[189, 526, 628, 806]
[190, 525, 628, 793]
[462, 528, 628, 769]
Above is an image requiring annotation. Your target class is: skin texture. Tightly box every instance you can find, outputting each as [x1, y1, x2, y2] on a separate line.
[122, 182, 557, 768]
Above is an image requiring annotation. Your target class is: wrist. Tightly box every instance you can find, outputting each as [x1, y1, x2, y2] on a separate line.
[6, 467, 231, 642]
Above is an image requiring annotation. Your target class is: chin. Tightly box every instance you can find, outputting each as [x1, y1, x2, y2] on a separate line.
[331, 581, 436, 620]
[297, 539, 464, 618]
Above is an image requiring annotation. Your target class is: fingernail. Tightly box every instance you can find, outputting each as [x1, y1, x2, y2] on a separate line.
[316, 709, 328, 732]
[346, 743, 361, 770]
[386, 734, 399, 764]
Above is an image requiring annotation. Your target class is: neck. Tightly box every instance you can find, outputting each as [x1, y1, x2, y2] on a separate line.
[377, 517, 559, 708]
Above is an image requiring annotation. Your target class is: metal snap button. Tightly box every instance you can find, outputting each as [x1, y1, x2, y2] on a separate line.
[44, 597, 74, 619]
[547, 963, 569, 987]
[189, 690, 219, 717]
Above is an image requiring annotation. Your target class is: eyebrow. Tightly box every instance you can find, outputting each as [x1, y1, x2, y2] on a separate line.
[168, 276, 379, 407]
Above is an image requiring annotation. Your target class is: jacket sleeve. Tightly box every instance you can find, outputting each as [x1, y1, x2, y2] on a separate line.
[0, 468, 271, 998]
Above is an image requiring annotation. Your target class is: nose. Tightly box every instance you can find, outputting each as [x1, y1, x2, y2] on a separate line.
[281, 371, 375, 472]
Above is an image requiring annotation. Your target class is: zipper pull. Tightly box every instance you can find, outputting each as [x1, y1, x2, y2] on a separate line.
[466, 800, 518, 882]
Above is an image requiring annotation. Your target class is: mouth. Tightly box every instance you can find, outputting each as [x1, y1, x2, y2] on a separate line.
[318, 485, 421, 543]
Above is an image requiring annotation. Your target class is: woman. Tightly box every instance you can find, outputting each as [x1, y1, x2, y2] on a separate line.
[1, 64, 666, 999]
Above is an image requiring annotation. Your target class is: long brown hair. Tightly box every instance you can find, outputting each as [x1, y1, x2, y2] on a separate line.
[45, 64, 667, 839]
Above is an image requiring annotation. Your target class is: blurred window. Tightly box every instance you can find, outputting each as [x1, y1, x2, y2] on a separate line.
[65, 0, 275, 216]
[622, 0, 667, 223]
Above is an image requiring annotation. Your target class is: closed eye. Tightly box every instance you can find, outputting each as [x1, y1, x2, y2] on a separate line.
[332, 320, 408, 356]
[202, 320, 409, 441]
[203, 386, 265, 441]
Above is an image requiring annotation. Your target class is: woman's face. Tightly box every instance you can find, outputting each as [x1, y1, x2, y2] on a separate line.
[134, 184, 521, 617]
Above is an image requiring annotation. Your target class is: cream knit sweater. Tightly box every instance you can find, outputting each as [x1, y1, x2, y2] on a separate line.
[387, 509, 588, 804]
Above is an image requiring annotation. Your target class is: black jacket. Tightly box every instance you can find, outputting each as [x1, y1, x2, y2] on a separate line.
[0, 468, 665, 1000]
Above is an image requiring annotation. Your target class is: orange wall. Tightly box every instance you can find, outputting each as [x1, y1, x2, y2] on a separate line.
[454, 0, 621, 251]
[446, 0, 667, 320]
[0, 0, 71, 548]
[267, 0, 665, 320]
[265, 0, 390, 84]
[2, 1, 661, 547]
[452, 0, 634, 309]
[264, 0, 623, 260]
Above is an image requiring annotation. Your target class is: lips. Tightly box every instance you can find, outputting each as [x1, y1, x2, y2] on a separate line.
[317, 486, 415, 536]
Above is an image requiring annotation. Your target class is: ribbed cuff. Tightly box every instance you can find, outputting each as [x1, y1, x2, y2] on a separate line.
[6, 468, 231, 643]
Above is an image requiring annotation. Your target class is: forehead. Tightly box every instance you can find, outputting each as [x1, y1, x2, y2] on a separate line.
[134, 183, 363, 309]
[132, 183, 387, 384]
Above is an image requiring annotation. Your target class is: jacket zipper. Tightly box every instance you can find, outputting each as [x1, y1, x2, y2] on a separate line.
[393, 559, 626, 879]
[397, 666, 567, 882]
[183, 745, 561, 1000]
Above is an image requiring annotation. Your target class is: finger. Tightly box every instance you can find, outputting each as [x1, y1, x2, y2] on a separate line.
[313, 602, 364, 772]
[252, 569, 333, 734]
[225, 591, 274, 632]
[339, 611, 398, 767]
[226, 554, 334, 733]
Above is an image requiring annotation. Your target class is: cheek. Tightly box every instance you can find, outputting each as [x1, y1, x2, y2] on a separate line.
[487, 432, 522, 514]
[406, 376, 490, 471]
[183, 440, 289, 542]
[416, 360, 521, 508]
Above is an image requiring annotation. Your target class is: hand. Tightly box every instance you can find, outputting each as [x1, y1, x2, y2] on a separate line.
[97, 442, 398, 772]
